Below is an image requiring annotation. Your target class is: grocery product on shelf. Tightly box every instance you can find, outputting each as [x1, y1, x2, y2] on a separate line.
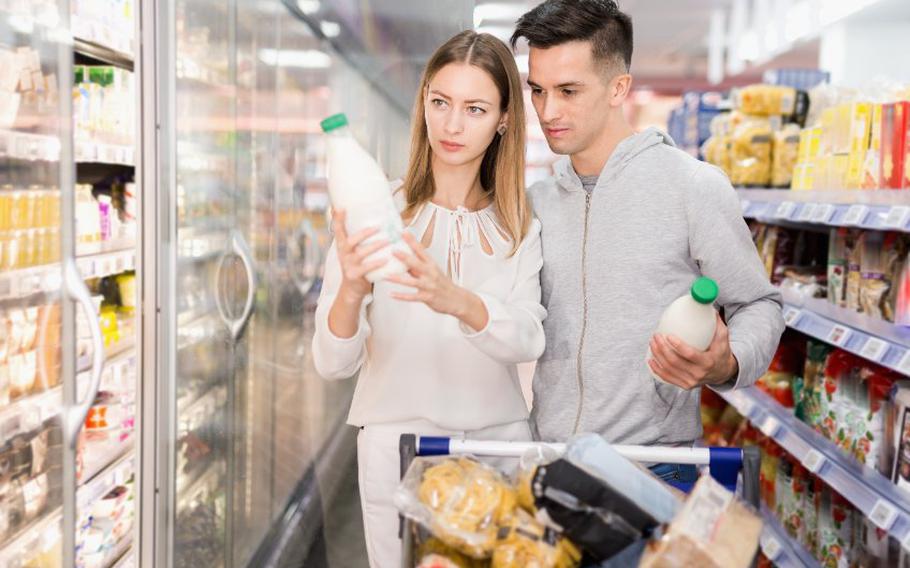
[73, 65, 135, 147]
[730, 116, 773, 187]
[0, 45, 59, 132]
[732, 84, 800, 117]
[772, 123, 801, 188]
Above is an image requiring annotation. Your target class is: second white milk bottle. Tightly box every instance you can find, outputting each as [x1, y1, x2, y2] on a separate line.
[648, 277, 719, 381]
[321, 113, 407, 282]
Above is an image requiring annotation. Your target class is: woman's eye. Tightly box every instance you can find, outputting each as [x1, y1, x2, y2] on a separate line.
[431, 98, 447, 108]
[467, 106, 485, 115]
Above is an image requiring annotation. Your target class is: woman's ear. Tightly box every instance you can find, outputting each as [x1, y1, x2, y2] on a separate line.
[497, 112, 509, 135]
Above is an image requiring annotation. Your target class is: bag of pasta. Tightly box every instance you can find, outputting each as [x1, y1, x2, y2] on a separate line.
[732, 84, 798, 116]
[730, 118, 772, 187]
[395, 456, 518, 558]
[415, 538, 488, 568]
[492, 508, 581, 568]
[772, 123, 801, 187]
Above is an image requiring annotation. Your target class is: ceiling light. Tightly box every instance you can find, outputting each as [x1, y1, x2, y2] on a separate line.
[259, 49, 331, 68]
[473, 3, 526, 28]
[320, 21, 341, 38]
[296, 0, 320, 15]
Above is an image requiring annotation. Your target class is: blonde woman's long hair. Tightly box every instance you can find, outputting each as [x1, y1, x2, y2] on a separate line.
[400, 30, 530, 255]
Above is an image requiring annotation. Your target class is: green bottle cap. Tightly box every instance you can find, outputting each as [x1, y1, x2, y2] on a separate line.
[691, 277, 718, 305]
[320, 113, 349, 133]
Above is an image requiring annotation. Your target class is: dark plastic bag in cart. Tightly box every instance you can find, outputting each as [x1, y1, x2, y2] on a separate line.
[526, 458, 660, 563]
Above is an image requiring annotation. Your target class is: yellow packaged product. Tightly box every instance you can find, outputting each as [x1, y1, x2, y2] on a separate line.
[733, 85, 797, 116]
[415, 538, 487, 568]
[845, 102, 873, 188]
[730, 118, 772, 187]
[862, 104, 884, 189]
[397, 457, 518, 558]
[772, 124, 801, 187]
[492, 509, 581, 568]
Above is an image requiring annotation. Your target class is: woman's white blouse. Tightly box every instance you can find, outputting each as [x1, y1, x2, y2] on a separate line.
[312, 196, 546, 431]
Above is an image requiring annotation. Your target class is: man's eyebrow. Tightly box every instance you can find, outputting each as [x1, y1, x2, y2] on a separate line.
[526, 80, 586, 89]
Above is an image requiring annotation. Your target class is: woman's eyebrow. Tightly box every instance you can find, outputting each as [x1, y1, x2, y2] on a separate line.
[429, 90, 491, 106]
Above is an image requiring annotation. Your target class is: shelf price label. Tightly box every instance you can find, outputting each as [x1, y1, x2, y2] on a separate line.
[761, 535, 782, 561]
[843, 205, 869, 226]
[898, 351, 910, 377]
[812, 203, 836, 224]
[797, 203, 817, 222]
[860, 338, 889, 363]
[884, 206, 910, 229]
[783, 307, 803, 327]
[774, 201, 797, 220]
[801, 449, 827, 473]
[869, 499, 898, 531]
[826, 325, 852, 347]
[760, 416, 782, 438]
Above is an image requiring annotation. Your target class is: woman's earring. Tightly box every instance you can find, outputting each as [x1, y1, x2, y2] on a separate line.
[497, 123, 507, 136]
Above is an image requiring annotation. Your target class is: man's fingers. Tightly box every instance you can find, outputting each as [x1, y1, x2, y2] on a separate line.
[664, 335, 705, 364]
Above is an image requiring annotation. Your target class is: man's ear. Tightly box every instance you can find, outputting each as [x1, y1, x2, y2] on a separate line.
[610, 73, 633, 107]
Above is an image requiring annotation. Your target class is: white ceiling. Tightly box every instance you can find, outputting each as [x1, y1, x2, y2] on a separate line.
[475, 0, 819, 92]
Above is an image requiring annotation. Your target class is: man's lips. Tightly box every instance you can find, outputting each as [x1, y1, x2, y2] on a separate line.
[546, 127, 570, 137]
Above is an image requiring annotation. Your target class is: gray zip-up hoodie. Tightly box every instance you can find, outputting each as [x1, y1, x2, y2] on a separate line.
[528, 127, 784, 446]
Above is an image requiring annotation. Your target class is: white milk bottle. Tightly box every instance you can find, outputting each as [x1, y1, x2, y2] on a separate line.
[321, 113, 407, 282]
[648, 277, 719, 380]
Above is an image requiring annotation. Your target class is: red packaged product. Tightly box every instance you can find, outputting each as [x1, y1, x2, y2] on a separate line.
[880, 101, 909, 189]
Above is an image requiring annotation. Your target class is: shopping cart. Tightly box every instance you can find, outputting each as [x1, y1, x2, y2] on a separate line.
[398, 434, 761, 567]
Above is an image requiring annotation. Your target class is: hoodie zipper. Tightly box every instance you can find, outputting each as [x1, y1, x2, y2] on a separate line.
[572, 191, 592, 435]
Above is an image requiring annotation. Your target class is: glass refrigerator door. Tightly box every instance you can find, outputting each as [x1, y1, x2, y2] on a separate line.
[170, 0, 235, 566]
[0, 1, 67, 566]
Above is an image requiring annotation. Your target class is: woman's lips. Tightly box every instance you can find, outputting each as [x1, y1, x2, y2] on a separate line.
[440, 140, 464, 152]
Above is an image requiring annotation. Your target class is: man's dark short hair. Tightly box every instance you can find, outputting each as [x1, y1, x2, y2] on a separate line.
[510, 0, 633, 72]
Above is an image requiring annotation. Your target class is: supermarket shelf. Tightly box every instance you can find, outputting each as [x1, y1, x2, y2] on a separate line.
[178, 230, 227, 263]
[79, 434, 135, 489]
[0, 129, 61, 162]
[0, 245, 134, 302]
[178, 384, 227, 437]
[78, 450, 134, 511]
[0, 262, 63, 301]
[77, 337, 136, 375]
[0, 506, 62, 564]
[89, 534, 133, 568]
[720, 387, 910, 546]
[75, 138, 136, 166]
[112, 548, 135, 568]
[739, 189, 910, 233]
[76, 246, 137, 279]
[0, 385, 63, 445]
[72, 15, 133, 63]
[177, 312, 222, 351]
[759, 504, 820, 568]
[177, 459, 225, 511]
[77, 238, 138, 258]
[780, 296, 910, 377]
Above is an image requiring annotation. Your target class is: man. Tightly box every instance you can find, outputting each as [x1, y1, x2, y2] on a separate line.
[512, 0, 784, 481]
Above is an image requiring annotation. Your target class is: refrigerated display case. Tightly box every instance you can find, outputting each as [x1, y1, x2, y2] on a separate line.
[1, 0, 140, 567]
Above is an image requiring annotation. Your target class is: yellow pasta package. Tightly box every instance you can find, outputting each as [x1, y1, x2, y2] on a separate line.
[492, 509, 582, 568]
[730, 117, 773, 187]
[772, 124, 801, 187]
[396, 457, 518, 558]
[733, 85, 798, 116]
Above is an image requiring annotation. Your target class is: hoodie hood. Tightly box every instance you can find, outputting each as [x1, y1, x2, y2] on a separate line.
[553, 127, 676, 192]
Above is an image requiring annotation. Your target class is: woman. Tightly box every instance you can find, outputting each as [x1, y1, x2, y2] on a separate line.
[313, 30, 544, 568]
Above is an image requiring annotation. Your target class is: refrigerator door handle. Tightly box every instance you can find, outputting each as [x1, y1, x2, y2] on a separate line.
[215, 230, 258, 341]
[292, 218, 322, 297]
[63, 258, 105, 448]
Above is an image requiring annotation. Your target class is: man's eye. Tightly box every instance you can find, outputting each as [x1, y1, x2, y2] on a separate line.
[562, 89, 576, 97]
[531, 88, 543, 95]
